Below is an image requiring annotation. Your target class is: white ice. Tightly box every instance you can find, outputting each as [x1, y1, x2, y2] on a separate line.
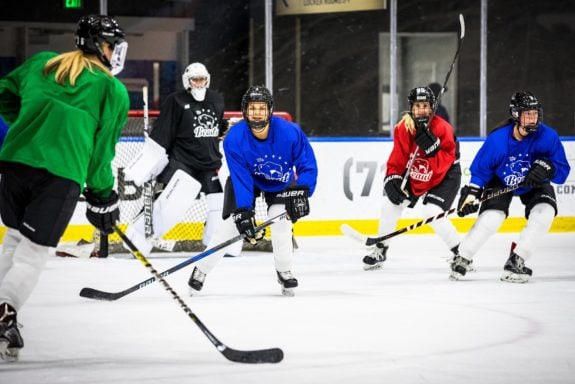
[1, 232, 575, 384]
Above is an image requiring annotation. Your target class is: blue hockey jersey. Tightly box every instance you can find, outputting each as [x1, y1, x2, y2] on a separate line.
[469, 122, 570, 195]
[223, 116, 318, 210]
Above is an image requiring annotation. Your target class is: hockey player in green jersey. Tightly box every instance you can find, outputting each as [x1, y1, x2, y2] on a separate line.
[0, 15, 129, 361]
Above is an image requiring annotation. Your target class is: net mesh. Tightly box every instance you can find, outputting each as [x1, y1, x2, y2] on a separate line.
[104, 110, 281, 254]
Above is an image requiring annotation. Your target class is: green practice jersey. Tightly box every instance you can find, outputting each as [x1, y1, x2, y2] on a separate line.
[0, 51, 129, 197]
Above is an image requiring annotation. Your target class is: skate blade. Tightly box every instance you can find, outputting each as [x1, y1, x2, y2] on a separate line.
[281, 287, 295, 297]
[188, 286, 202, 296]
[363, 263, 383, 271]
[0, 341, 19, 362]
[500, 272, 529, 283]
[449, 271, 464, 281]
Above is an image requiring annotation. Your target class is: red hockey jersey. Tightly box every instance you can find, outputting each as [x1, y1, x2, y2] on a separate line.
[386, 115, 457, 197]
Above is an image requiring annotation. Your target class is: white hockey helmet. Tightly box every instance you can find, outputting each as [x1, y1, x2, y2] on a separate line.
[182, 62, 210, 101]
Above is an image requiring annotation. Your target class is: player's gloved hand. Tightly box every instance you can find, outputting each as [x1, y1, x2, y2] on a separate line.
[283, 186, 310, 223]
[457, 185, 483, 217]
[84, 189, 120, 234]
[523, 159, 555, 187]
[232, 209, 265, 244]
[413, 117, 441, 157]
[384, 174, 408, 205]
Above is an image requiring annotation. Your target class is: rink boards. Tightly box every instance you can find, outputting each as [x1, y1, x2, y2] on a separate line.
[1, 138, 574, 241]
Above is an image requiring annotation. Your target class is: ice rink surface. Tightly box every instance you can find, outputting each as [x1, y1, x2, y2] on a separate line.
[1, 232, 575, 384]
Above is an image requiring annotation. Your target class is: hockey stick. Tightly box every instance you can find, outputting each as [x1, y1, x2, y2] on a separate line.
[112, 224, 283, 364]
[142, 85, 155, 239]
[400, 14, 466, 192]
[79, 211, 288, 301]
[342, 183, 519, 246]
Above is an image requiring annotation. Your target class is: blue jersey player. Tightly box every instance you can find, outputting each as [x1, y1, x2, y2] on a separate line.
[187, 85, 318, 296]
[451, 91, 570, 283]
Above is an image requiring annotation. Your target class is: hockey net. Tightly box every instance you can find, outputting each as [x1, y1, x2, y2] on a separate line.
[58, 110, 293, 257]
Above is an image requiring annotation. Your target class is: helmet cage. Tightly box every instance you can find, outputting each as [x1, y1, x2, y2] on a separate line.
[408, 86, 436, 109]
[241, 86, 274, 130]
[75, 15, 126, 72]
[509, 91, 542, 133]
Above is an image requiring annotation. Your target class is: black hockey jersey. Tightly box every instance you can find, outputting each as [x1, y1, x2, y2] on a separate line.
[150, 88, 224, 173]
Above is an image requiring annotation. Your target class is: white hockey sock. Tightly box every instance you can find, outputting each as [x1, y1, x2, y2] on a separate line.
[269, 204, 293, 272]
[376, 199, 405, 247]
[424, 203, 461, 250]
[459, 210, 506, 260]
[195, 217, 238, 275]
[0, 228, 23, 283]
[203, 192, 224, 246]
[514, 203, 555, 261]
[0, 236, 49, 310]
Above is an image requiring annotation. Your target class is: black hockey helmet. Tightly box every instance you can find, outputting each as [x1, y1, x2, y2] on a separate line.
[241, 85, 274, 130]
[509, 91, 542, 133]
[75, 15, 126, 73]
[408, 86, 436, 108]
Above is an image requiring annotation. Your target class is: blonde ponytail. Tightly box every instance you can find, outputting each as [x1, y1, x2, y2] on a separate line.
[43, 49, 111, 86]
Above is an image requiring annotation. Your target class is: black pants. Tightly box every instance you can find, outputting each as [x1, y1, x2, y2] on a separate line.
[0, 162, 80, 247]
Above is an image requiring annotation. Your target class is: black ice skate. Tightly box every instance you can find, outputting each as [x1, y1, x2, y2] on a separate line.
[277, 271, 298, 297]
[501, 252, 532, 283]
[362, 243, 388, 271]
[448, 245, 475, 275]
[449, 255, 473, 281]
[188, 267, 206, 295]
[0, 303, 23, 362]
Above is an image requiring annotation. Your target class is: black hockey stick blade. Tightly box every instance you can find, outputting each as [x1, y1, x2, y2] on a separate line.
[79, 212, 288, 301]
[222, 346, 284, 364]
[113, 224, 284, 364]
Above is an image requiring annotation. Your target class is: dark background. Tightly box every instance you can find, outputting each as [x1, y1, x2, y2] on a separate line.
[1, 0, 574, 137]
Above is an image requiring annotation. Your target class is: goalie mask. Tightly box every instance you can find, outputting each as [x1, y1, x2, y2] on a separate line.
[75, 15, 127, 75]
[182, 62, 210, 101]
[241, 85, 274, 131]
[509, 91, 542, 133]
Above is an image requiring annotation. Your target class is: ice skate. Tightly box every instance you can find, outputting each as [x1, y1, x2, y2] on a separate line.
[0, 303, 23, 362]
[362, 243, 388, 271]
[449, 255, 473, 281]
[188, 267, 206, 295]
[277, 271, 298, 297]
[500, 252, 532, 283]
[448, 245, 475, 273]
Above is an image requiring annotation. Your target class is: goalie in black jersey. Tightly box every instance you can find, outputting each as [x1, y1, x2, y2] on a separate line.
[123, 62, 242, 257]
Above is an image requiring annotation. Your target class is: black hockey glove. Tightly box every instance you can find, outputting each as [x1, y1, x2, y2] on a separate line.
[457, 185, 483, 217]
[232, 209, 265, 244]
[84, 189, 120, 234]
[414, 117, 441, 157]
[384, 174, 408, 205]
[283, 186, 310, 223]
[523, 159, 555, 187]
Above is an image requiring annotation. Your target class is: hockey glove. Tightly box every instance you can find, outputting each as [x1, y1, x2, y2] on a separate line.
[84, 189, 120, 234]
[283, 186, 310, 223]
[457, 185, 483, 217]
[384, 174, 408, 205]
[523, 159, 555, 187]
[232, 209, 265, 244]
[413, 117, 441, 157]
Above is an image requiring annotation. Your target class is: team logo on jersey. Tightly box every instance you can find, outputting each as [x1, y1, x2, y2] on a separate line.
[409, 158, 432, 182]
[192, 108, 220, 138]
[504, 154, 530, 186]
[253, 155, 290, 182]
